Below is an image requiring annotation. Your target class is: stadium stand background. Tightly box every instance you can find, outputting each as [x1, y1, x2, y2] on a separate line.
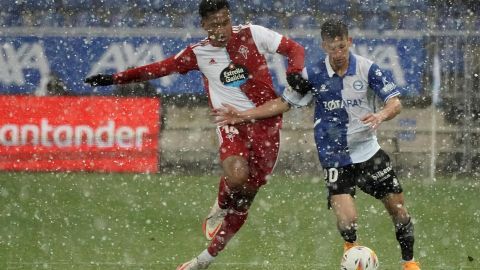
[1, 0, 479, 176]
[0, 0, 478, 31]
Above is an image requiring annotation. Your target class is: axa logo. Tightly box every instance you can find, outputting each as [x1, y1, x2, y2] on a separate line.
[89, 43, 175, 87]
[354, 44, 406, 87]
[0, 42, 50, 88]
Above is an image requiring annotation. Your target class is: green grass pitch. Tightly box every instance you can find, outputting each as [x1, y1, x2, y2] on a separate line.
[0, 172, 478, 269]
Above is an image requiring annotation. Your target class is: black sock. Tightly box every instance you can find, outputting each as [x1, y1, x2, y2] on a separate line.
[395, 218, 415, 261]
[340, 227, 357, 243]
[231, 189, 257, 212]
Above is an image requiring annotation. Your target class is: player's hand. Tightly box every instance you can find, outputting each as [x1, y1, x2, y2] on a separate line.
[84, 74, 114, 86]
[286, 73, 313, 95]
[211, 104, 249, 126]
[361, 112, 385, 130]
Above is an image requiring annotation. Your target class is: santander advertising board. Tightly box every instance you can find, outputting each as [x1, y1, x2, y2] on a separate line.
[0, 96, 160, 173]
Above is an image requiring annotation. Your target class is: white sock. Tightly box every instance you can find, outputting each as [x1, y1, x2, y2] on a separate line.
[197, 249, 215, 264]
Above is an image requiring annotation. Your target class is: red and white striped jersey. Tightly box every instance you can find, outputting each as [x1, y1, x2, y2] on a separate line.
[113, 24, 305, 112]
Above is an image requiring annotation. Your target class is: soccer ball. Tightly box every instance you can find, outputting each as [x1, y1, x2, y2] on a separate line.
[340, 246, 379, 270]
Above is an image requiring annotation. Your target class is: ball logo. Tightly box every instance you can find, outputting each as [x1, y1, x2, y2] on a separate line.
[220, 63, 249, 88]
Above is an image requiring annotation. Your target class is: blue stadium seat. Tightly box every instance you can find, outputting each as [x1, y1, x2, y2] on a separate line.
[283, 0, 315, 14]
[363, 13, 393, 31]
[170, 0, 194, 14]
[313, 0, 348, 13]
[0, 12, 22, 27]
[398, 14, 427, 30]
[111, 13, 139, 28]
[72, 11, 103, 27]
[248, 0, 285, 14]
[253, 14, 282, 29]
[38, 12, 65, 27]
[390, 0, 428, 12]
[180, 13, 201, 28]
[22, 0, 57, 11]
[135, 0, 160, 10]
[440, 17, 466, 31]
[99, 0, 129, 10]
[62, 0, 95, 11]
[288, 15, 318, 29]
[230, 10, 248, 25]
[0, 0, 21, 13]
[144, 15, 174, 28]
[356, 0, 389, 13]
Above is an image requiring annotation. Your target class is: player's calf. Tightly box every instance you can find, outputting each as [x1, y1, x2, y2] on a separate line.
[203, 199, 228, 241]
[395, 218, 415, 261]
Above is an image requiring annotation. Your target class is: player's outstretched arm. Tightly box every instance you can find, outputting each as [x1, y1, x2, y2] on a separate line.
[361, 96, 402, 129]
[212, 98, 290, 126]
[85, 47, 198, 88]
[84, 74, 114, 86]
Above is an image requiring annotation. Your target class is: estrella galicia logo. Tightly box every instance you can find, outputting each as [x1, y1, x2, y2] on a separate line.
[353, 80, 364, 91]
[220, 63, 249, 87]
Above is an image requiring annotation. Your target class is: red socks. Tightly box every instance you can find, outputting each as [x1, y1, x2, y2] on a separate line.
[217, 176, 231, 209]
[207, 210, 248, 256]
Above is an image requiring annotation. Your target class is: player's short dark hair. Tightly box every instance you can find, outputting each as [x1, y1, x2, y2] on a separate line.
[321, 19, 349, 40]
[199, 0, 230, 19]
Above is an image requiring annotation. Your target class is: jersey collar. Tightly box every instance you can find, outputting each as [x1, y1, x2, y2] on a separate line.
[325, 52, 357, 78]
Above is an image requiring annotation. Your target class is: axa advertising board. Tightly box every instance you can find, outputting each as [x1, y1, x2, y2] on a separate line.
[0, 95, 160, 173]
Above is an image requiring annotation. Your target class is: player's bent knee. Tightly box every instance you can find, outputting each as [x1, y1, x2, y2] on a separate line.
[222, 156, 250, 188]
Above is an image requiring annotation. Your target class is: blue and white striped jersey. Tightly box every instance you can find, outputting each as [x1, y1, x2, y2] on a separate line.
[306, 53, 400, 168]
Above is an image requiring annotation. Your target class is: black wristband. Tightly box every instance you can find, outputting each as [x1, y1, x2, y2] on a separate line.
[84, 74, 114, 86]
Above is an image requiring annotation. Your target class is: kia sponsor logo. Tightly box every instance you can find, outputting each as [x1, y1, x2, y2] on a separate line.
[0, 119, 149, 148]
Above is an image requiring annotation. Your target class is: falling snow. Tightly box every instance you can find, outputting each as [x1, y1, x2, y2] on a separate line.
[0, 1, 479, 269]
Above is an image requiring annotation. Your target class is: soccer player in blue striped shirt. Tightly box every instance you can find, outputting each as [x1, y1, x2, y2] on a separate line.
[213, 18, 421, 270]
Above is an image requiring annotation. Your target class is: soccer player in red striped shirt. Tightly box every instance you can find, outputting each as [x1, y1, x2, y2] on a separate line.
[85, 1, 312, 269]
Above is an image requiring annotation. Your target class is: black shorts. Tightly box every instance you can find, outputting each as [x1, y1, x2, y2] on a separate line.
[323, 149, 403, 208]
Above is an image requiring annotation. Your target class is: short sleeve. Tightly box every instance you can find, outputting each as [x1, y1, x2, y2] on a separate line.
[173, 46, 199, 74]
[249, 24, 283, 55]
[368, 63, 400, 102]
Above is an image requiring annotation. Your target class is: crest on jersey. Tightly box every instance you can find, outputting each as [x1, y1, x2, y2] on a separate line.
[318, 84, 328, 92]
[381, 77, 396, 93]
[220, 63, 249, 87]
[353, 80, 364, 91]
[238, 45, 249, 59]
